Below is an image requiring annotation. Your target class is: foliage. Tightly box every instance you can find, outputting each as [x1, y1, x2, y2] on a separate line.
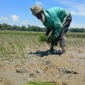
[38, 34, 48, 42]
[0, 23, 85, 32]
[0, 31, 39, 59]
[69, 28, 85, 32]
[66, 32, 85, 38]
[23, 82, 56, 85]
[0, 31, 85, 60]
[0, 23, 46, 32]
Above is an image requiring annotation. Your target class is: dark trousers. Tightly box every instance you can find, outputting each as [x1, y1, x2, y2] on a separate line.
[51, 14, 72, 49]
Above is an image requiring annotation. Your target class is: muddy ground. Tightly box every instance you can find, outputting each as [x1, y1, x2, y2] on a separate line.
[0, 46, 85, 85]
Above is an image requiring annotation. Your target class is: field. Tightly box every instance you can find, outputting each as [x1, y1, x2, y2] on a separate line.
[0, 30, 85, 85]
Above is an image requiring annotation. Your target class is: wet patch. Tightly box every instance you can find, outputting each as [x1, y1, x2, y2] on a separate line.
[28, 50, 62, 57]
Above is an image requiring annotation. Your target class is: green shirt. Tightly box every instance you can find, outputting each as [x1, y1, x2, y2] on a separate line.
[43, 7, 70, 39]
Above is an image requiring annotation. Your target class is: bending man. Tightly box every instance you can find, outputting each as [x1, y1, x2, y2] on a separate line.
[30, 5, 72, 53]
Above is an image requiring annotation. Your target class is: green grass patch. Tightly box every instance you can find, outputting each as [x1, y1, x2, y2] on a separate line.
[66, 32, 85, 38]
[23, 82, 56, 85]
[38, 34, 48, 42]
[0, 30, 85, 60]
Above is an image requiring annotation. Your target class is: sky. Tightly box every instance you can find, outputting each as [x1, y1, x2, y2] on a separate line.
[0, 0, 85, 28]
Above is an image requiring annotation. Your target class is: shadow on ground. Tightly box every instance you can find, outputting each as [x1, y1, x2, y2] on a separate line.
[28, 50, 63, 57]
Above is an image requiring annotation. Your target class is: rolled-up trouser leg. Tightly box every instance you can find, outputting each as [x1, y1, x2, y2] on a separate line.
[59, 35, 66, 53]
[50, 38, 58, 51]
[59, 34, 66, 47]
[50, 30, 54, 50]
[50, 40, 56, 51]
[50, 42, 54, 51]
[59, 14, 72, 53]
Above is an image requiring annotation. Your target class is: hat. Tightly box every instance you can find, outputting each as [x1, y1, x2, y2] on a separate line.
[30, 5, 43, 15]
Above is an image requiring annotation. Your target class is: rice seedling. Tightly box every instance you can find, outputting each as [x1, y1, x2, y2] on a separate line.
[23, 82, 56, 85]
[0, 30, 85, 60]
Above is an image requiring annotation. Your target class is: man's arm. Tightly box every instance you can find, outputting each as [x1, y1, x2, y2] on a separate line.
[48, 17, 63, 40]
[45, 29, 51, 36]
[49, 27, 62, 40]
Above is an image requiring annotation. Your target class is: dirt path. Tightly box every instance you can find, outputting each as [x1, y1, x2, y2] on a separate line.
[0, 49, 85, 85]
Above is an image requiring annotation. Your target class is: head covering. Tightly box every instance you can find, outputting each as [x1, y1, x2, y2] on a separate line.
[30, 5, 43, 15]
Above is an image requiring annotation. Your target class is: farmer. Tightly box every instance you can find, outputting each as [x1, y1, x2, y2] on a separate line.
[30, 5, 72, 53]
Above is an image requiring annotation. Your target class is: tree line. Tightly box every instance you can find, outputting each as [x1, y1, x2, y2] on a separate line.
[0, 23, 46, 32]
[0, 23, 85, 32]
[69, 28, 85, 32]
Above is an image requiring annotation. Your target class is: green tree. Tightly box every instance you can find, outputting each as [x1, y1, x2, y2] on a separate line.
[21, 25, 26, 31]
